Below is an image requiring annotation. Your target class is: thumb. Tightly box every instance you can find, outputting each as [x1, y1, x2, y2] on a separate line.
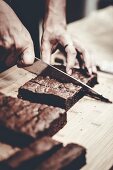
[19, 44, 35, 66]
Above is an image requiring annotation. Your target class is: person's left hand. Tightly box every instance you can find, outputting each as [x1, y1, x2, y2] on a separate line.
[41, 23, 97, 76]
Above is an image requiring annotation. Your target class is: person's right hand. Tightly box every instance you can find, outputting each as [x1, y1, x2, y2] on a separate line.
[0, 0, 35, 67]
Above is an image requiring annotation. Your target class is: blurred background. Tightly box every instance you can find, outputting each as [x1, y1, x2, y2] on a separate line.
[66, 0, 113, 22]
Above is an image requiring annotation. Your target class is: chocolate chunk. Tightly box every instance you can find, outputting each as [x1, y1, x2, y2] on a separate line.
[1, 137, 62, 170]
[19, 65, 97, 110]
[0, 93, 66, 147]
[36, 143, 86, 170]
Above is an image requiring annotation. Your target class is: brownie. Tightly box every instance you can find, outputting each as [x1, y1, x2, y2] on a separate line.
[0, 93, 66, 147]
[1, 137, 62, 170]
[53, 65, 98, 87]
[36, 143, 86, 170]
[19, 65, 98, 110]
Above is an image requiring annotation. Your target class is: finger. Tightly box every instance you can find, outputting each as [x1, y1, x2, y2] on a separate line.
[73, 40, 92, 74]
[91, 55, 97, 74]
[87, 67, 92, 76]
[0, 35, 14, 50]
[85, 53, 97, 76]
[41, 41, 51, 64]
[58, 35, 77, 75]
[92, 65, 97, 74]
[65, 45, 77, 75]
[18, 43, 35, 66]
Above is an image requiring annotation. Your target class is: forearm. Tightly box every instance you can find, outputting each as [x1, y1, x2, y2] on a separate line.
[44, 0, 66, 28]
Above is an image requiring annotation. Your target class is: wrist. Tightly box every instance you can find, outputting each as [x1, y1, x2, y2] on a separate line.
[44, 0, 66, 29]
[44, 14, 66, 30]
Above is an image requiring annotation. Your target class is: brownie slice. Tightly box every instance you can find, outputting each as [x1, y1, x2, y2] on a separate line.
[54, 65, 98, 87]
[19, 65, 98, 110]
[36, 143, 86, 170]
[0, 137, 62, 170]
[0, 93, 66, 147]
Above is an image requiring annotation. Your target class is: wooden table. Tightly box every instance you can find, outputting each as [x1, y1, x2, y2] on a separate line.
[0, 7, 113, 170]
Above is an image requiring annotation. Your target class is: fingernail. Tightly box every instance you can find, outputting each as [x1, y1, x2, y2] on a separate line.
[17, 59, 26, 67]
[20, 59, 25, 65]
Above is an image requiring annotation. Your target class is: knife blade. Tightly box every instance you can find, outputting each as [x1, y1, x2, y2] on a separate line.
[23, 58, 112, 103]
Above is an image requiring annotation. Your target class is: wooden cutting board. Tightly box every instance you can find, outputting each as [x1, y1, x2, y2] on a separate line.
[0, 60, 113, 170]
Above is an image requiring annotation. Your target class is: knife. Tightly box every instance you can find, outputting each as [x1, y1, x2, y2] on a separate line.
[23, 58, 112, 103]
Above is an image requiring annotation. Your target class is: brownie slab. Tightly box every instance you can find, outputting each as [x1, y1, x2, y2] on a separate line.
[19, 65, 98, 110]
[0, 93, 66, 147]
[1, 137, 62, 170]
[19, 76, 82, 110]
[36, 143, 86, 170]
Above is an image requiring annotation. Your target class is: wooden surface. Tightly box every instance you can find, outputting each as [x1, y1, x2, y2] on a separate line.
[0, 7, 113, 170]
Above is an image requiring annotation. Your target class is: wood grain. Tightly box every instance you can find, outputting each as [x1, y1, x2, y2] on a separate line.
[0, 7, 113, 170]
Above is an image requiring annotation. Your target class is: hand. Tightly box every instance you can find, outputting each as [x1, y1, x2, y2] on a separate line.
[41, 23, 97, 76]
[0, 0, 35, 67]
[41, 0, 97, 76]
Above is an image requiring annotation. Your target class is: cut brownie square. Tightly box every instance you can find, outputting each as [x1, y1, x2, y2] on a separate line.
[0, 93, 66, 147]
[18, 76, 82, 110]
[1, 137, 62, 170]
[36, 143, 86, 170]
[53, 65, 98, 87]
[19, 65, 98, 110]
